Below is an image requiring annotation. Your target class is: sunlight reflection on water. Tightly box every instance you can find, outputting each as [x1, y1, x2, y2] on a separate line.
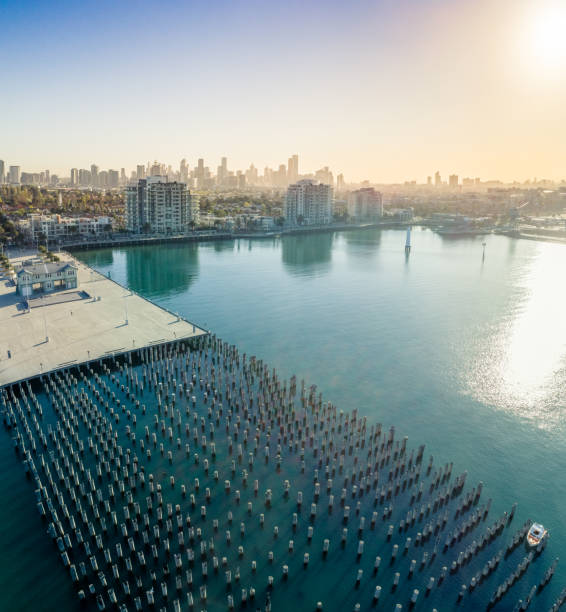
[467, 242, 566, 430]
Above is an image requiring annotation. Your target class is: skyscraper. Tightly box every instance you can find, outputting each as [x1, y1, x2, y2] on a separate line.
[449, 174, 459, 188]
[285, 180, 333, 226]
[150, 161, 163, 177]
[78, 169, 91, 186]
[136, 165, 146, 180]
[315, 166, 333, 186]
[287, 154, 299, 183]
[9, 165, 21, 185]
[179, 159, 188, 183]
[126, 177, 199, 234]
[217, 157, 228, 185]
[434, 171, 441, 187]
[70, 168, 79, 186]
[0, 160, 5, 184]
[108, 169, 120, 188]
[90, 164, 99, 187]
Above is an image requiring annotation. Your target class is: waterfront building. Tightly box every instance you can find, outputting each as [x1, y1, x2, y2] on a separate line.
[16, 261, 78, 296]
[347, 187, 383, 221]
[389, 207, 414, 222]
[126, 176, 199, 234]
[19, 214, 114, 243]
[9, 165, 21, 185]
[285, 179, 333, 226]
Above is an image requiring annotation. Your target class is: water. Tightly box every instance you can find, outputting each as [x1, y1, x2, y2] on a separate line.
[2, 227, 566, 610]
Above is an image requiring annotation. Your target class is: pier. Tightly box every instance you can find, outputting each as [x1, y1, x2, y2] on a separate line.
[0, 252, 206, 387]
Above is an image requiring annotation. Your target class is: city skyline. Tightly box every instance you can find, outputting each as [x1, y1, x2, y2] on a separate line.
[1, 154, 564, 190]
[1, 0, 566, 183]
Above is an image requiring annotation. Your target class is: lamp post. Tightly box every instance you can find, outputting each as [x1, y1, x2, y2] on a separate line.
[43, 306, 49, 343]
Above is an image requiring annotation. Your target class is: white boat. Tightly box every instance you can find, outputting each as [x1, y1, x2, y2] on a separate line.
[526, 523, 547, 547]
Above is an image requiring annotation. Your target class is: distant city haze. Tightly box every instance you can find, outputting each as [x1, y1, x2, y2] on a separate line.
[1, 0, 565, 182]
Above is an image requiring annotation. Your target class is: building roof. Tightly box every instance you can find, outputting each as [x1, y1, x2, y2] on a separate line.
[17, 262, 78, 276]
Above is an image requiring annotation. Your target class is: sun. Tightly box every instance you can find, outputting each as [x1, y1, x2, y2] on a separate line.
[528, 1, 566, 75]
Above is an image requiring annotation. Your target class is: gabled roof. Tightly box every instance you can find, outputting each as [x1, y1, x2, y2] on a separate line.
[17, 262, 78, 276]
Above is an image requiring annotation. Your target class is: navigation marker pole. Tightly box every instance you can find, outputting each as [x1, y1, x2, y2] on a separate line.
[405, 226, 411, 254]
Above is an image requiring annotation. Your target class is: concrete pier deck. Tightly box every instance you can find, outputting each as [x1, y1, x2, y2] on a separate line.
[0, 251, 206, 387]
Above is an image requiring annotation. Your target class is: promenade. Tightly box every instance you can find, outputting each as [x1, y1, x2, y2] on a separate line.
[0, 251, 206, 387]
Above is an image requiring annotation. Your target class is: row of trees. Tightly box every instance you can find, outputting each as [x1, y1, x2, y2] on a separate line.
[0, 186, 124, 217]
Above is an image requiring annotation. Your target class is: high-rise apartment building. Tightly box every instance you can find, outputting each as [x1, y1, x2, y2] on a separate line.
[285, 180, 333, 226]
[347, 187, 383, 221]
[434, 171, 441, 187]
[136, 165, 146, 180]
[0, 160, 5, 184]
[126, 177, 199, 234]
[449, 174, 459, 188]
[70, 168, 79, 186]
[9, 165, 21, 185]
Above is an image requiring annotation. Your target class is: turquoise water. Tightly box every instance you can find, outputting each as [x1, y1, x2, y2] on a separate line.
[2, 227, 566, 610]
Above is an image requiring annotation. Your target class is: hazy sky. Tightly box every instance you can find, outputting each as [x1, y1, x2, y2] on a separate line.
[1, 0, 565, 183]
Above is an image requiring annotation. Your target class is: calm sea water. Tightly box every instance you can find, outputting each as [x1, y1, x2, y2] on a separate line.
[2, 227, 566, 610]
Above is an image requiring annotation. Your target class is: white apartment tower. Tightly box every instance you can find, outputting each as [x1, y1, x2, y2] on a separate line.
[126, 177, 199, 234]
[347, 188, 383, 221]
[285, 179, 333, 226]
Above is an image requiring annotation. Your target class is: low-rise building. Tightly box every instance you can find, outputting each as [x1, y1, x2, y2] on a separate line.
[19, 214, 114, 242]
[16, 261, 78, 296]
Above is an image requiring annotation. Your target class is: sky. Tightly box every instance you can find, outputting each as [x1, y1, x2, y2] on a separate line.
[1, 0, 565, 183]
